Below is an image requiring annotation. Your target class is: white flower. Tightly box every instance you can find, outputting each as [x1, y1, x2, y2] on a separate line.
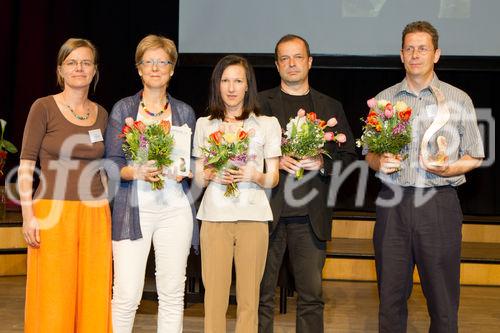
[284, 116, 306, 138]
[0, 119, 6, 132]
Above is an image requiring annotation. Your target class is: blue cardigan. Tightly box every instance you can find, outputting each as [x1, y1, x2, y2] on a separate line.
[104, 91, 199, 250]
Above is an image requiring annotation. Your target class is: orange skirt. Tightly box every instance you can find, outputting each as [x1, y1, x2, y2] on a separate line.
[25, 199, 113, 333]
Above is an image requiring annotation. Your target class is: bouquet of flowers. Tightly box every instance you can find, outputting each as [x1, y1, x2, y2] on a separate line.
[281, 109, 346, 179]
[201, 125, 253, 197]
[0, 119, 18, 177]
[120, 117, 174, 190]
[356, 98, 412, 156]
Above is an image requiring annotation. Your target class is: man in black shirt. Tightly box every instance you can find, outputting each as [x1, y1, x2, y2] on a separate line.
[258, 34, 357, 332]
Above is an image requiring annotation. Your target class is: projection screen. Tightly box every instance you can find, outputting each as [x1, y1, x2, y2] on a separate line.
[179, 0, 500, 56]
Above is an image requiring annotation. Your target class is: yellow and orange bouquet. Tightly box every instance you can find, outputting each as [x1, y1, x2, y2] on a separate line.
[201, 126, 253, 197]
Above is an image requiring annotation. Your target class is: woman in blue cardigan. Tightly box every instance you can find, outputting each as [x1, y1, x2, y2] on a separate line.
[104, 34, 197, 333]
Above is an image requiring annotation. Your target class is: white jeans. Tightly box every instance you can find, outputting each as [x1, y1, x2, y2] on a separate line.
[112, 183, 193, 333]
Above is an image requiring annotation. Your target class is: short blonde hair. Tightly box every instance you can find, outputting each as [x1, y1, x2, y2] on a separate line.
[135, 35, 178, 67]
[56, 38, 99, 90]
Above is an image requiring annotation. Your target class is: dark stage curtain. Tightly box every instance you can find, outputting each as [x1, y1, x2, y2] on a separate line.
[1, 1, 498, 215]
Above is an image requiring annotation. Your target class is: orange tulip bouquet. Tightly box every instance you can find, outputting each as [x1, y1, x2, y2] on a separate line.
[356, 98, 412, 156]
[201, 125, 253, 197]
[120, 117, 174, 190]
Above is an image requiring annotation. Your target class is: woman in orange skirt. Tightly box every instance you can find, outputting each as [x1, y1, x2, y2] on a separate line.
[18, 38, 112, 332]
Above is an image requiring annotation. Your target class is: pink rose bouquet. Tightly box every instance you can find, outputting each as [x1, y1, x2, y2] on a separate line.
[281, 109, 346, 179]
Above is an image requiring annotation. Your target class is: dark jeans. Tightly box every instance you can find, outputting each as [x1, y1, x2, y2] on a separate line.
[258, 216, 326, 333]
[374, 185, 462, 333]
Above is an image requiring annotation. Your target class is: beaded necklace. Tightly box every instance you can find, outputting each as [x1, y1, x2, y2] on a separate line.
[140, 91, 169, 117]
[63, 98, 90, 120]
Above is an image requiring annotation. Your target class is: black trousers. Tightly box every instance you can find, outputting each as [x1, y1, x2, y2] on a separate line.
[374, 185, 462, 333]
[258, 216, 326, 333]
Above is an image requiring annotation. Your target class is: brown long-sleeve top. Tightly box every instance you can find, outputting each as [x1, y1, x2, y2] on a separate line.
[20, 96, 108, 201]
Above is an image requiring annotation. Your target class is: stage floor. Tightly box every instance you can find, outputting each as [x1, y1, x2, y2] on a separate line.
[1, 276, 499, 332]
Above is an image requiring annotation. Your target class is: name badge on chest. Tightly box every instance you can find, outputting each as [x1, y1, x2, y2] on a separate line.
[88, 129, 104, 143]
[425, 104, 438, 118]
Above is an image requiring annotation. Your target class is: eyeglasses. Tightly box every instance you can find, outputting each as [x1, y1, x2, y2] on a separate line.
[138, 59, 174, 68]
[402, 46, 433, 55]
[63, 60, 94, 69]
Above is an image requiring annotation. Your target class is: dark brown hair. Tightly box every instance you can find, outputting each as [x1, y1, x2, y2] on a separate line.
[274, 34, 311, 60]
[402, 21, 439, 50]
[208, 55, 260, 121]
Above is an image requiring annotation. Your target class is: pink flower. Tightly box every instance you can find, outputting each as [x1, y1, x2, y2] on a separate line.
[297, 108, 306, 117]
[326, 117, 337, 127]
[367, 98, 377, 109]
[384, 108, 394, 118]
[125, 117, 135, 127]
[335, 133, 347, 143]
[324, 132, 335, 141]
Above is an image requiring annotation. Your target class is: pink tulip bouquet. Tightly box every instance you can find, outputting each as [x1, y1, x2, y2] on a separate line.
[281, 109, 346, 179]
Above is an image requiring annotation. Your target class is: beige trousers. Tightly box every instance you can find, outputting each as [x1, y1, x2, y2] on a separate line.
[201, 220, 269, 333]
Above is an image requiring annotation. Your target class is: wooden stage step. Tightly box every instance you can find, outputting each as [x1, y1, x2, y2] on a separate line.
[2, 210, 500, 284]
[0, 212, 27, 276]
[323, 238, 500, 285]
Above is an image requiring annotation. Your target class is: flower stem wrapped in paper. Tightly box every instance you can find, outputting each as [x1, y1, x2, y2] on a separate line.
[356, 98, 412, 163]
[281, 109, 346, 180]
[201, 125, 253, 197]
[120, 117, 174, 190]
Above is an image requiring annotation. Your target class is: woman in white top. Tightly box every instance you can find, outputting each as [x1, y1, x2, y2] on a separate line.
[192, 55, 281, 333]
[105, 35, 197, 333]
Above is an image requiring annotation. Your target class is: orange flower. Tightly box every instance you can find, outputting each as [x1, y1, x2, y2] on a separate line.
[306, 112, 317, 122]
[209, 131, 223, 145]
[375, 124, 382, 132]
[367, 114, 379, 127]
[397, 109, 412, 122]
[121, 125, 132, 135]
[237, 129, 248, 140]
[159, 120, 171, 134]
[134, 121, 147, 133]
[318, 120, 327, 128]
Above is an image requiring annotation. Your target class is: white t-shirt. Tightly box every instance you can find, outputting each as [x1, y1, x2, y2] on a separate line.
[192, 113, 281, 222]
